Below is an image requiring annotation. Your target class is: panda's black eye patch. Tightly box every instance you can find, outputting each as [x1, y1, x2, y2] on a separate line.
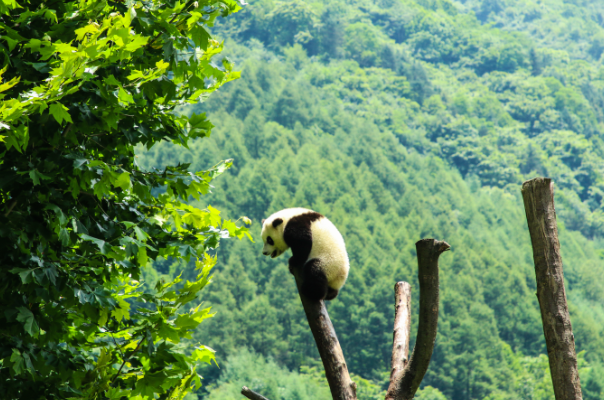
[267, 237, 274, 245]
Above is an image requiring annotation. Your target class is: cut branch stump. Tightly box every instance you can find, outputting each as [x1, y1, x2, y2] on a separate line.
[241, 386, 270, 400]
[389, 281, 412, 388]
[521, 177, 582, 400]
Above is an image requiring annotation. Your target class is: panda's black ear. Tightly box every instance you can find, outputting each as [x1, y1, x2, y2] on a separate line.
[272, 218, 283, 228]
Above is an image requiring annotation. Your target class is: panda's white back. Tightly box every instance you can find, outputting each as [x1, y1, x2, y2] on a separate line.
[308, 217, 349, 290]
[273, 207, 314, 222]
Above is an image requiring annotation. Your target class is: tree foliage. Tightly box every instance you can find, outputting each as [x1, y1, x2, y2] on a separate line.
[0, 0, 249, 398]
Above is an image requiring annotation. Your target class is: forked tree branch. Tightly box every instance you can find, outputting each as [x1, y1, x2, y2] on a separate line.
[521, 178, 583, 400]
[242, 238, 449, 400]
[386, 239, 449, 400]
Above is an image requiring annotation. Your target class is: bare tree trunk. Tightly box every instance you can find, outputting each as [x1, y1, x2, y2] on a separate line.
[387, 282, 412, 393]
[295, 279, 358, 400]
[521, 178, 582, 400]
[242, 280, 357, 400]
[386, 239, 449, 400]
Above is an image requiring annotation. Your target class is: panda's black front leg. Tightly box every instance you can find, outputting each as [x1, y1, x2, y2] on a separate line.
[288, 245, 310, 275]
[284, 217, 313, 275]
[300, 259, 328, 301]
[288, 256, 304, 274]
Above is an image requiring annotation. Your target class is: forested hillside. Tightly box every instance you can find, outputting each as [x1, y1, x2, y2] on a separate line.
[138, 0, 604, 398]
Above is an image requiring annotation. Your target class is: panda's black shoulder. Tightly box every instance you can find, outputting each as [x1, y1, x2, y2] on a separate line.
[283, 211, 323, 244]
[286, 211, 323, 229]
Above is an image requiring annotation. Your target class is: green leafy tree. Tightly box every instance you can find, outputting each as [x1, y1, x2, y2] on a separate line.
[344, 22, 384, 67]
[0, 0, 250, 398]
[529, 48, 542, 76]
[267, 0, 317, 48]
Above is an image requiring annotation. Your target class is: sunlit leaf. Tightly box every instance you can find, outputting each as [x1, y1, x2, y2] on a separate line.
[48, 103, 72, 125]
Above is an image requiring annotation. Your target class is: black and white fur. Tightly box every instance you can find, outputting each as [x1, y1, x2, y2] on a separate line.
[261, 208, 349, 301]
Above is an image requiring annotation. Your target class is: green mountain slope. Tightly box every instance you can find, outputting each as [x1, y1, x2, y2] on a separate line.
[210, 0, 604, 239]
[138, 0, 604, 398]
[456, 0, 604, 61]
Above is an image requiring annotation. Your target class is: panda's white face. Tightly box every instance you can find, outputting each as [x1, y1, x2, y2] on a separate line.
[261, 217, 289, 258]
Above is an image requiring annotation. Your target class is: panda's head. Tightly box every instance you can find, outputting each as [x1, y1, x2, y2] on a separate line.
[261, 217, 288, 258]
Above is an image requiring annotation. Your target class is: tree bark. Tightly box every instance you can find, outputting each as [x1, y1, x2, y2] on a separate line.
[521, 178, 582, 400]
[386, 239, 449, 400]
[295, 279, 358, 400]
[387, 282, 412, 396]
[241, 386, 270, 400]
[241, 284, 357, 400]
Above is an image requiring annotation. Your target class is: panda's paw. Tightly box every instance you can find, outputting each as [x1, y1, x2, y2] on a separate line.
[301, 281, 327, 301]
[325, 287, 339, 301]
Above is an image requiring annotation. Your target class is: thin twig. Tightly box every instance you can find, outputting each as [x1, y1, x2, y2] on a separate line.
[4, 199, 17, 217]
[109, 332, 125, 359]
[147, 1, 196, 48]
[112, 335, 145, 383]
[62, 123, 73, 137]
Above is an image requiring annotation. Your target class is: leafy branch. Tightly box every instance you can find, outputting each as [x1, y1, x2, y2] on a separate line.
[112, 334, 146, 384]
[0, 0, 246, 398]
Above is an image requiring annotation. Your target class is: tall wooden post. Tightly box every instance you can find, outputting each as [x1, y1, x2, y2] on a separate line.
[521, 178, 582, 400]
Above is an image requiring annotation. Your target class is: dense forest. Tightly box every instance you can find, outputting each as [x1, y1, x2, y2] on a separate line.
[138, 0, 604, 398]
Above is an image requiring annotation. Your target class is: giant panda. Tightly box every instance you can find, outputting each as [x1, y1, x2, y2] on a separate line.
[261, 208, 349, 301]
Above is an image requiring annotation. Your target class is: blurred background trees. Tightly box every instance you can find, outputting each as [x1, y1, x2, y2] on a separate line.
[134, 0, 604, 398]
